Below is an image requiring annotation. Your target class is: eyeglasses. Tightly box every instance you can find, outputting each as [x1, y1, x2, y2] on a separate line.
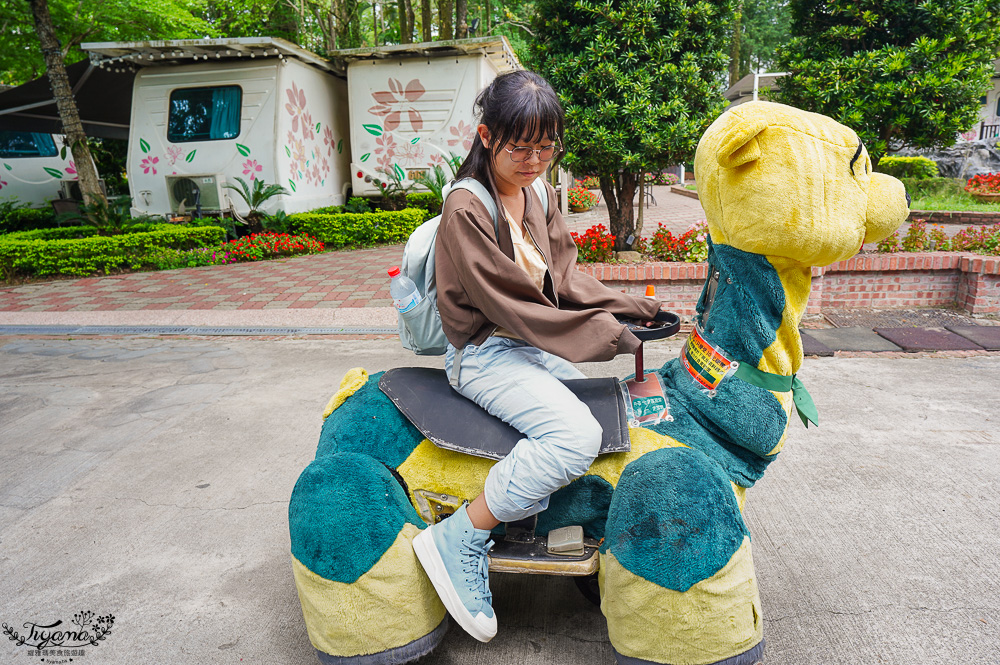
[503, 143, 561, 163]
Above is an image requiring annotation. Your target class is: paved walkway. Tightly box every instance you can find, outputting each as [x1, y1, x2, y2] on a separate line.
[0, 186, 697, 317]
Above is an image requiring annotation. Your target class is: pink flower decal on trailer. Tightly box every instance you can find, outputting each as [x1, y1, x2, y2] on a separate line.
[165, 146, 184, 165]
[369, 79, 426, 132]
[285, 82, 307, 134]
[65, 161, 78, 178]
[242, 159, 263, 181]
[448, 121, 475, 152]
[141, 156, 159, 175]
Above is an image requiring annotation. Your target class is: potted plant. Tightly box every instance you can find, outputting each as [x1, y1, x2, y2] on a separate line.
[964, 172, 1000, 202]
[567, 185, 599, 213]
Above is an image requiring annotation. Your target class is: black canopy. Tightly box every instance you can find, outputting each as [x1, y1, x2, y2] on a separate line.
[0, 60, 135, 140]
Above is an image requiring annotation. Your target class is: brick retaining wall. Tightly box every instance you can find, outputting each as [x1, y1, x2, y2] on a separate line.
[577, 252, 1000, 316]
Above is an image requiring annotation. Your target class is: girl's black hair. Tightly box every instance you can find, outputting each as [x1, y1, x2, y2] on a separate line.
[454, 70, 565, 194]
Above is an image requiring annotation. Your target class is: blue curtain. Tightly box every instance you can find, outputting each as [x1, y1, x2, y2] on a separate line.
[209, 87, 242, 140]
[31, 133, 58, 157]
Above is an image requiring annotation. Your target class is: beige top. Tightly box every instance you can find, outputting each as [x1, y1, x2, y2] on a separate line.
[493, 206, 547, 339]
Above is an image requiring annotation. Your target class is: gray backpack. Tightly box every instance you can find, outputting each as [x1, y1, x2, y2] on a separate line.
[397, 177, 549, 355]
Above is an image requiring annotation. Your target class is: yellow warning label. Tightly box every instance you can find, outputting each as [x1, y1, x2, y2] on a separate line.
[681, 327, 734, 390]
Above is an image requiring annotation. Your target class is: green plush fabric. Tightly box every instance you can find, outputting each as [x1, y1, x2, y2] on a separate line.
[316, 371, 425, 469]
[601, 447, 749, 592]
[643, 241, 789, 487]
[289, 452, 424, 584]
[536, 475, 616, 540]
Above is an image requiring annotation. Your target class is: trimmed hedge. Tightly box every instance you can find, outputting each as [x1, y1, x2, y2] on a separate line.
[0, 226, 226, 279]
[288, 208, 428, 248]
[877, 156, 939, 179]
[0, 222, 177, 242]
[0, 207, 56, 234]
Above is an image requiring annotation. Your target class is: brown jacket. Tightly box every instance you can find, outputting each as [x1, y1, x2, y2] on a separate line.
[434, 180, 661, 363]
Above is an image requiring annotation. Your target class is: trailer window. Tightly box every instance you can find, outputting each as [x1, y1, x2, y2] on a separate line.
[168, 86, 242, 143]
[0, 131, 58, 158]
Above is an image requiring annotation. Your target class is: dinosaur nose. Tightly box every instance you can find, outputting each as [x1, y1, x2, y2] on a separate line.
[905, 190, 911, 208]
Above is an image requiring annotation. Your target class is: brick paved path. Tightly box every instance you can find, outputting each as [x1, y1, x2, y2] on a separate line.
[0, 189, 706, 313]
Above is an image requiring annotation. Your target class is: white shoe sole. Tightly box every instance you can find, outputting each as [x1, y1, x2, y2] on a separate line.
[413, 528, 498, 643]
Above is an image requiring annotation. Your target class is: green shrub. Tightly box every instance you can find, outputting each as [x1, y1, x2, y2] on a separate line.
[288, 208, 428, 248]
[344, 197, 371, 214]
[185, 217, 236, 240]
[876, 156, 939, 179]
[405, 192, 441, 215]
[0, 207, 57, 234]
[0, 226, 226, 279]
[898, 177, 964, 199]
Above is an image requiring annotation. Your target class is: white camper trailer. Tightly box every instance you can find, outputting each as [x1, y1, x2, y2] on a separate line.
[0, 131, 78, 208]
[83, 38, 352, 219]
[332, 37, 520, 197]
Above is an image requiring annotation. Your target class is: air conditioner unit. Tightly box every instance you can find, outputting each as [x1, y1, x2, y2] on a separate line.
[165, 175, 226, 214]
[60, 179, 106, 201]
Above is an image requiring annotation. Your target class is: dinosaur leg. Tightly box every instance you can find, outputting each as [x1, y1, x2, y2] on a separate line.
[289, 452, 447, 664]
[601, 446, 763, 665]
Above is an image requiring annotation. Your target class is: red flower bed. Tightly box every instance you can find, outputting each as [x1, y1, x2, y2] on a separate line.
[221, 232, 325, 262]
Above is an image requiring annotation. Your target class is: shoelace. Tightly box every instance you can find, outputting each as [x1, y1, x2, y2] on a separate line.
[461, 539, 494, 606]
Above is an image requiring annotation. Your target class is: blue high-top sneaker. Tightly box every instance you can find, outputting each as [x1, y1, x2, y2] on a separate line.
[413, 503, 497, 642]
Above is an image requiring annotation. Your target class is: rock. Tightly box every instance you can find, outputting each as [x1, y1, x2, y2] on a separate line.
[894, 139, 1000, 179]
[614, 251, 643, 262]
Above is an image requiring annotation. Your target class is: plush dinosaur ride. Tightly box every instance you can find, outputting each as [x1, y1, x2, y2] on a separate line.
[288, 101, 910, 665]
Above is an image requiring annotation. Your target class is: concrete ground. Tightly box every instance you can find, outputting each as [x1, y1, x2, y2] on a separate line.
[1, 336, 997, 665]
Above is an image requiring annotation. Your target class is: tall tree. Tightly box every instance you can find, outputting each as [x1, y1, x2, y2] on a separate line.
[775, 0, 1000, 165]
[397, 0, 415, 42]
[455, 0, 468, 37]
[438, 0, 453, 38]
[27, 0, 106, 208]
[531, 0, 737, 252]
[730, 0, 790, 80]
[421, 0, 433, 41]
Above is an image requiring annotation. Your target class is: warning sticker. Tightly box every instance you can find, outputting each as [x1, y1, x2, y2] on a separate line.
[681, 327, 735, 391]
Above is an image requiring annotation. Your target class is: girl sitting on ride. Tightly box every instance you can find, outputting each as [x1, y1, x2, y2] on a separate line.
[412, 70, 665, 642]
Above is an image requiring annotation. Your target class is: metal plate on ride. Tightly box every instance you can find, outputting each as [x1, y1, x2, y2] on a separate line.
[378, 367, 630, 460]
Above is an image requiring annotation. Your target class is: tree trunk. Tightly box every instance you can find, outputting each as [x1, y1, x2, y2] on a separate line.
[438, 0, 452, 39]
[728, 0, 743, 88]
[485, 0, 491, 33]
[601, 172, 638, 252]
[455, 0, 467, 38]
[421, 0, 432, 41]
[397, 0, 412, 42]
[28, 0, 106, 209]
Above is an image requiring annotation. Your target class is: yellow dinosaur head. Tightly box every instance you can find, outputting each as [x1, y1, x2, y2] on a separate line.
[694, 101, 909, 266]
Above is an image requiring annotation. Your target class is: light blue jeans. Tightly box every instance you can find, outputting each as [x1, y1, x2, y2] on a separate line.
[445, 337, 603, 523]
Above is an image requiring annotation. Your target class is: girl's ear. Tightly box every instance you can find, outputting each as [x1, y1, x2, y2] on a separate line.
[477, 124, 491, 150]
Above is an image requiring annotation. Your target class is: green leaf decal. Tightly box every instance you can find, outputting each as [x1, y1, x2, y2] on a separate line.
[288, 179, 297, 192]
[337, 139, 343, 154]
[393, 163, 405, 180]
[410, 137, 420, 144]
[60, 146, 68, 159]
[4, 163, 11, 171]
[44, 167, 64, 178]
[285, 146, 292, 157]
[363, 124, 383, 136]
[185, 150, 197, 163]
[236, 144, 251, 157]
[360, 152, 371, 162]
[315, 122, 321, 133]
[139, 138, 150, 153]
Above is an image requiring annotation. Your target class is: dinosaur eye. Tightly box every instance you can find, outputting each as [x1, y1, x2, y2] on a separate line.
[849, 142, 864, 176]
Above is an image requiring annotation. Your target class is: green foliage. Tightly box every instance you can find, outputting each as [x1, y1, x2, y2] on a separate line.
[732, 0, 792, 79]
[405, 192, 442, 215]
[530, 0, 737, 250]
[0, 206, 56, 234]
[76, 195, 151, 235]
[185, 216, 238, 240]
[86, 138, 128, 195]
[1, 0, 217, 85]
[287, 208, 427, 248]
[0, 226, 226, 280]
[775, 0, 1000, 165]
[876, 156, 939, 179]
[344, 197, 372, 214]
[411, 165, 450, 203]
[899, 177, 964, 199]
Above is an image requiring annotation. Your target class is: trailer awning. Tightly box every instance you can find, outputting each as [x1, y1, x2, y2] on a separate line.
[0, 60, 135, 140]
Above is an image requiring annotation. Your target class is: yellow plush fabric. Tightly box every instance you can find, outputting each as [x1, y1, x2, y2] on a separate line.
[695, 101, 908, 266]
[397, 439, 496, 504]
[322, 367, 369, 419]
[586, 425, 687, 488]
[600, 537, 762, 665]
[292, 523, 446, 657]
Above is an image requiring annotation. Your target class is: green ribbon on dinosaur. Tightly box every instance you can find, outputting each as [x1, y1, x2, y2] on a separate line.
[732, 362, 818, 428]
